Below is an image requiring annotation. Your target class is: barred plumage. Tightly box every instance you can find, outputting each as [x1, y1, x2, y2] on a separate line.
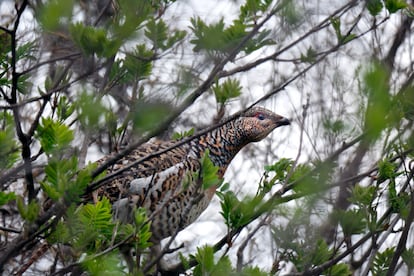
[95, 106, 290, 241]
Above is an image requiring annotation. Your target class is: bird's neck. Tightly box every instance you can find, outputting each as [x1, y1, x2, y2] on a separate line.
[192, 120, 247, 173]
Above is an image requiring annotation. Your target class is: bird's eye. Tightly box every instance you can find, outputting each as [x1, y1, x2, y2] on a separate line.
[256, 113, 265, 120]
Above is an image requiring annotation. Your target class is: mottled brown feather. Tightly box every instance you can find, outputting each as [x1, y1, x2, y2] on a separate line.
[94, 107, 290, 241]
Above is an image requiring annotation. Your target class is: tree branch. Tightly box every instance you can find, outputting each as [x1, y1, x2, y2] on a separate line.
[386, 170, 414, 275]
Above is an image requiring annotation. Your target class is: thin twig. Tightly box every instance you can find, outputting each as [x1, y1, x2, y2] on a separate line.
[236, 216, 268, 272]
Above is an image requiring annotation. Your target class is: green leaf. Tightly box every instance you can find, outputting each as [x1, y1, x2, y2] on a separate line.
[71, 163, 95, 200]
[0, 191, 16, 207]
[323, 118, 345, 135]
[190, 17, 227, 53]
[36, 117, 74, 154]
[0, 30, 11, 56]
[219, 182, 230, 192]
[212, 78, 242, 104]
[372, 247, 395, 275]
[39, 0, 74, 30]
[76, 198, 114, 251]
[123, 45, 153, 80]
[327, 263, 352, 276]
[219, 190, 262, 229]
[0, 77, 11, 88]
[200, 149, 222, 190]
[264, 158, 293, 175]
[349, 185, 377, 206]
[193, 246, 232, 276]
[76, 92, 109, 128]
[194, 245, 215, 275]
[367, 0, 384, 16]
[377, 159, 398, 183]
[82, 252, 124, 276]
[342, 33, 357, 44]
[289, 163, 316, 193]
[16, 72, 31, 94]
[80, 198, 113, 233]
[178, 252, 191, 271]
[362, 62, 392, 142]
[239, 0, 272, 23]
[223, 20, 247, 49]
[385, 0, 407, 13]
[212, 255, 232, 275]
[402, 248, 414, 270]
[130, 101, 172, 132]
[330, 17, 355, 44]
[280, 0, 302, 26]
[172, 128, 195, 140]
[331, 17, 342, 42]
[219, 190, 242, 228]
[262, 159, 311, 194]
[48, 219, 71, 244]
[261, 158, 294, 194]
[388, 180, 410, 218]
[16, 41, 37, 62]
[165, 29, 187, 49]
[310, 239, 333, 265]
[240, 266, 268, 276]
[300, 47, 318, 63]
[190, 14, 272, 58]
[244, 29, 275, 54]
[145, 19, 168, 49]
[134, 207, 152, 250]
[110, 44, 154, 85]
[41, 157, 91, 203]
[335, 209, 366, 236]
[40, 157, 78, 200]
[397, 85, 414, 121]
[16, 196, 39, 222]
[112, 0, 153, 41]
[57, 96, 75, 122]
[69, 23, 119, 57]
[312, 242, 334, 267]
[0, 113, 19, 169]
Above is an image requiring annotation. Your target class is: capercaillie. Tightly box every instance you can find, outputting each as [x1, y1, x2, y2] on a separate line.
[95, 106, 290, 241]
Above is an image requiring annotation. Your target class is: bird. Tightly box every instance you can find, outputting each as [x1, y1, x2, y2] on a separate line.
[94, 106, 290, 242]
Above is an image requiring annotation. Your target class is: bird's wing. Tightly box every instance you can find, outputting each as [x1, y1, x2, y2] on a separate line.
[94, 139, 194, 204]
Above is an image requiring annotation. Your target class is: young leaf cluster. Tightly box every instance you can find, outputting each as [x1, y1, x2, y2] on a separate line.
[0, 112, 19, 168]
[219, 191, 262, 229]
[190, 13, 274, 59]
[192, 245, 268, 276]
[40, 157, 93, 202]
[36, 117, 74, 155]
[213, 78, 242, 105]
[49, 198, 152, 271]
[372, 247, 395, 275]
[145, 19, 186, 51]
[199, 149, 222, 190]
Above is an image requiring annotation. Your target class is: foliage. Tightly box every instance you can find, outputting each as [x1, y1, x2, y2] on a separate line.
[0, 112, 19, 168]
[372, 247, 395, 275]
[172, 127, 195, 140]
[190, 12, 274, 59]
[192, 245, 268, 275]
[213, 78, 242, 105]
[40, 157, 93, 202]
[330, 17, 357, 44]
[0, 191, 15, 206]
[36, 117, 74, 155]
[81, 252, 124, 276]
[1, 0, 414, 275]
[199, 149, 223, 189]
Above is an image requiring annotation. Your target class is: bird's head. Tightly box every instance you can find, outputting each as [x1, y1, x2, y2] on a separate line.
[238, 106, 290, 142]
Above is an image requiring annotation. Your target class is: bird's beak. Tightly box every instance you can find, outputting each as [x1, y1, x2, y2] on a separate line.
[276, 117, 290, 127]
